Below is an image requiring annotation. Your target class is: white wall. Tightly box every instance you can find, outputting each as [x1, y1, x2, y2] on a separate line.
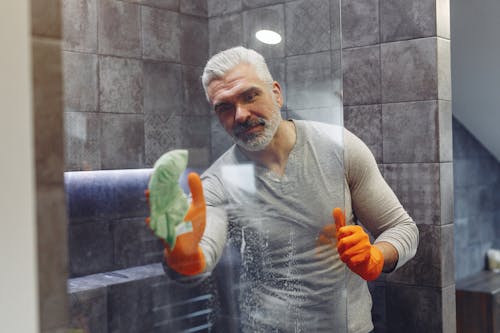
[0, 1, 39, 332]
[451, 0, 500, 161]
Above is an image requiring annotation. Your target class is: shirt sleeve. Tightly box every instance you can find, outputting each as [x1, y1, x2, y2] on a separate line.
[344, 129, 419, 270]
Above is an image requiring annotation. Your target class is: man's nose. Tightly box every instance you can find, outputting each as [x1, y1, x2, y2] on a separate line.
[234, 103, 251, 123]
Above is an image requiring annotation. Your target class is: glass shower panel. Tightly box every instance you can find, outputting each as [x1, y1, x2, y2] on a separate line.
[64, 0, 345, 332]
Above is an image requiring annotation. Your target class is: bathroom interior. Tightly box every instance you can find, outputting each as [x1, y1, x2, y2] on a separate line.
[2, 0, 500, 332]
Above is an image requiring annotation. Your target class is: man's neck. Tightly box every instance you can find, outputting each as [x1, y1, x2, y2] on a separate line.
[240, 120, 296, 176]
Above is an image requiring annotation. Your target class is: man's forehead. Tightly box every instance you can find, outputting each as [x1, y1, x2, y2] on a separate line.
[208, 64, 263, 102]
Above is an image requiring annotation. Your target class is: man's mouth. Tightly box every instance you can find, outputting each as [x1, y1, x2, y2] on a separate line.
[234, 118, 266, 137]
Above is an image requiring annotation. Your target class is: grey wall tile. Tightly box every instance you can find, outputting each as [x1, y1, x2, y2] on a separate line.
[112, 218, 163, 269]
[33, 38, 65, 186]
[65, 112, 101, 171]
[381, 38, 438, 103]
[286, 52, 335, 110]
[32, 0, 62, 38]
[101, 113, 145, 169]
[62, 0, 97, 52]
[341, 0, 379, 48]
[267, 57, 286, 107]
[36, 185, 68, 331]
[243, 5, 285, 59]
[382, 101, 438, 163]
[143, 61, 183, 115]
[438, 100, 452, 162]
[285, 0, 331, 56]
[141, 7, 180, 61]
[436, 0, 450, 39]
[452, 117, 491, 159]
[243, 0, 293, 8]
[344, 104, 382, 162]
[176, 116, 212, 148]
[63, 51, 98, 112]
[181, 14, 209, 65]
[383, 163, 441, 225]
[208, 0, 242, 17]
[442, 284, 456, 333]
[440, 162, 454, 224]
[69, 287, 107, 333]
[437, 37, 451, 101]
[145, 112, 177, 166]
[68, 220, 114, 277]
[99, 56, 143, 114]
[183, 65, 211, 116]
[98, 0, 141, 57]
[209, 13, 243, 56]
[380, 0, 436, 42]
[138, 0, 178, 10]
[342, 45, 381, 106]
[181, 0, 208, 17]
[386, 283, 449, 333]
[211, 117, 233, 162]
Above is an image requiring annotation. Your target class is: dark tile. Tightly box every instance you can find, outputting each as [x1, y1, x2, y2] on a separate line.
[388, 224, 454, 287]
[208, 0, 242, 17]
[208, 13, 243, 56]
[286, 51, 335, 109]
[98, 0, 141, 57]
[380, 0, 436, 43]
[69, 287, 107, 333]
[112, 218, 164, 269]
[381, 38, 438, 103]
[64, 111, 101, 171]
[342, 45, 381, 106]
[183, 65, 211, 116]
[99, 56, 143, 114]
[143, 61, 183, 115]
[101, 113, 145, 169]
[243, 5, 285, 59]
[382, 100, 438, 163]
[36, 185, 68, 331]
[285, 0, 331, 56]
[145, 113, 177, 166]
[68, 220, 114, 277]
[368, 281, 387, 333]
[32, 0, 62, 38]
[33, 38, 65, 186]
[141, 7, 180, 61]
[180, 0, 208, 17]
[62, 0, 97, 52]
[343, 104, 382, 162]
[181, 14, 209, 66]
[341, 0, 379, 48]
[63, 51, 98, 112]
[383, 163, 441, 225]
[266, 57, 286, 107]
[243, 0, 292, 9]
[386, 283, 453, 333]
[330, 0, 342, 50]
[176, 116, 212, 148]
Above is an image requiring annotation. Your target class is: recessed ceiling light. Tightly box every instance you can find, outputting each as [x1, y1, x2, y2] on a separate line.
[255, 29, 282, 45]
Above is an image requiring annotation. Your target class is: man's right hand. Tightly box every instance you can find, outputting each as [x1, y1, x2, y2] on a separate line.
[146, 172, 207, 276]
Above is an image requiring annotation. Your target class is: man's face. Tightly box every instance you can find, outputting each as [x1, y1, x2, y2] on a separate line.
[207, 63, 283, 151]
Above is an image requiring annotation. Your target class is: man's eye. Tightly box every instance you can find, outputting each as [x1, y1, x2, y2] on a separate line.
[244, 92, 257, 102]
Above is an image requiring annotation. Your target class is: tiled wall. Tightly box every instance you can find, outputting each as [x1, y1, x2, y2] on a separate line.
[31, 0, 68, 332]
[341, 0, 454, 332]
[453, 118, 500, 280]
[63, 0, 211, 170]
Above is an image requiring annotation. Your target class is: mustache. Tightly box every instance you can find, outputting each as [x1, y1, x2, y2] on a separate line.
[233, 118, 266, 136]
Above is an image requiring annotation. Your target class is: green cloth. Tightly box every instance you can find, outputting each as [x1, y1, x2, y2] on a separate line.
[148, 149, 189, 249]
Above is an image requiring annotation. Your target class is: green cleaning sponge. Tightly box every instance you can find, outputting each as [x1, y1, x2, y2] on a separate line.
[148, 149, 191, 250]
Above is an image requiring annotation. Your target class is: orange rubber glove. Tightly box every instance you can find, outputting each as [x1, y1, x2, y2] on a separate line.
[319, 208, 384, 281]
[146, 172, 206, 276]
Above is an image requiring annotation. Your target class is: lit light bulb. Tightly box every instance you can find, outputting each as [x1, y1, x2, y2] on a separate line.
[255, 30, 282, 45]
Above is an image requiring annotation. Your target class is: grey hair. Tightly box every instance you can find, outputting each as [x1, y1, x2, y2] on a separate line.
[201, 46, 274, 101]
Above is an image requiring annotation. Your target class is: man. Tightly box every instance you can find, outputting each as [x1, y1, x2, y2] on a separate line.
[156, 46, 419, 333]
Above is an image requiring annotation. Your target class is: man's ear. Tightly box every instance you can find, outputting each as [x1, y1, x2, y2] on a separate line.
[272, 81, 283, 107]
